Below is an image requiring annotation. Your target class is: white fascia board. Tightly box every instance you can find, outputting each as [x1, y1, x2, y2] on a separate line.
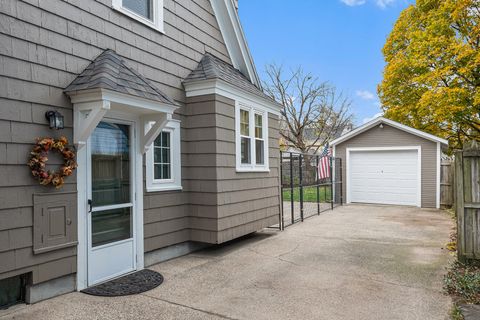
[436, 142, 441, 209]
[68, 88, 179, 115]
[344, 146, 422, 151]
[210, 0, 260, 87]
[184, 79, 282, 116]
[68, 88, 178, 148]
[330, 116, 449, 146]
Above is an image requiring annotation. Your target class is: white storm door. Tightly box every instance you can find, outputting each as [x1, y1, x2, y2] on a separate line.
[86, 120, 136, 286]
[349, 149, 419, 206]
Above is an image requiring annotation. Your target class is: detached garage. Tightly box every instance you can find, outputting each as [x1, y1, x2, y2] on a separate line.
[331, 117, 448, 208]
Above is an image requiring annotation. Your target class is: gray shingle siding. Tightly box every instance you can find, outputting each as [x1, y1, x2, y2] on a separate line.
[0, 0, 231, 285]
[0, 0, 281, 290]
[186, 95, 281, 244]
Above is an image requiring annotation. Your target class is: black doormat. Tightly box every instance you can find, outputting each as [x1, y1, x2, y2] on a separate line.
[81, 269, 163, 297]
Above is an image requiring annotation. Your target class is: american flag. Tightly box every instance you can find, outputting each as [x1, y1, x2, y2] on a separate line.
[317, 144, 332, 180]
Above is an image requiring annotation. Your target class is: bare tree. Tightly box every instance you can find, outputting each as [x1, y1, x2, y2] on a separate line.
[263, 64, 353, 154]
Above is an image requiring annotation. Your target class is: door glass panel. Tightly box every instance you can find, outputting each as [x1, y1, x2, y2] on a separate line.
[92, 207, 132, 247]
[91, 122, 130, 207]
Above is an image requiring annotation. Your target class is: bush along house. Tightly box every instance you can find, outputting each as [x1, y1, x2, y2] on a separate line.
[0, 0, 282, 305]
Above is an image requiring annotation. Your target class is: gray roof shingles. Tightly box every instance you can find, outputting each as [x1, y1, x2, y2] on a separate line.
[65, 49, 176, 105]
[183, 53, 277, 104]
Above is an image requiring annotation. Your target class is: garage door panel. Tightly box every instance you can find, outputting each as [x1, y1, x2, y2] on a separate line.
[349, 149, 419, 206]
[351, 190, 417, 205]
[351, 174, 417, 183]
[351, 179, 415, 189]
[351, 184, 417, 194]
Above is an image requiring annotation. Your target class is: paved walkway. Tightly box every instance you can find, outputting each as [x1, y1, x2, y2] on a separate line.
[1, 205, 453, 320]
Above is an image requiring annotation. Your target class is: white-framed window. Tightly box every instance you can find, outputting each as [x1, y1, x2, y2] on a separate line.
[235, 102, 269, 172]
[146, 120, 181, 191]
[112, 0, 164, 33]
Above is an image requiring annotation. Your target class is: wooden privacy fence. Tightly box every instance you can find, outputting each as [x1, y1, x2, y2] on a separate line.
[456, 141, 480, 261]
[440, 159, 454, 208]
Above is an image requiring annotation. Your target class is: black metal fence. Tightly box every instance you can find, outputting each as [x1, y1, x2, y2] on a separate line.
[279, 151, 343, 229]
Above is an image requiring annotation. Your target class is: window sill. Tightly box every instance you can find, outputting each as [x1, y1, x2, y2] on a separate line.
[112, 5, 165, 34]
[146, 185, 182, 193]
[236, 167, 270, 173]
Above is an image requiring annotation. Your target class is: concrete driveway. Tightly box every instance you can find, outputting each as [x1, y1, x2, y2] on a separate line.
[1, 205, 453, 320]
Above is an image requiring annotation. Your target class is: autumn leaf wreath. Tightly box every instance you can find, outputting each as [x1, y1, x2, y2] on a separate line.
[27, 136, 77, 188]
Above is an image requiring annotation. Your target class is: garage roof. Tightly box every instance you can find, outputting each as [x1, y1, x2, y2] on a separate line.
[330, 117, 448, 146]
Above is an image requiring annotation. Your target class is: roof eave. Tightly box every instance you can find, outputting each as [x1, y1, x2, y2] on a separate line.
[184, 78, 282, 115]
[210, 0, 261, 87]
[66, 88, 179, 114]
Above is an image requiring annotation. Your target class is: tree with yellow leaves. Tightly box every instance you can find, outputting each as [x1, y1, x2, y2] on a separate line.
[378, 0, 479, 149]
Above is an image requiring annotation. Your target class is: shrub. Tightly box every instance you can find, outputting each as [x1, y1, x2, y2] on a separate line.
[444, 261, 480, 304]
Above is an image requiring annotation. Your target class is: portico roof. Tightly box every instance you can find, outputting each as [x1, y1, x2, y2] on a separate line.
[64, 49, 177, 151]
[65, 49, 176, 106]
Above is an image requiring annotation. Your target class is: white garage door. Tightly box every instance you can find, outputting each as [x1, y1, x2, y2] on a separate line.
[348, 149, 419, 206]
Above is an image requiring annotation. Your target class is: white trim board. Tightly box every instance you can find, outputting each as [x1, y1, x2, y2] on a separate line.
[234, 101, 270, 172]
[330, 117, 448, 146]
[345, 146, 422, 207]
[68, 88, 178, 149]
[210, 0, 260, 87]
[76, 113, 145, 290]
[436, 142, 441, 209]
[332, 145, 336, 203]
[184, 78, 281, 116]
[68, 88, 178, 114]
[76, 140, 88, 290]
[145, 119, 183, 192]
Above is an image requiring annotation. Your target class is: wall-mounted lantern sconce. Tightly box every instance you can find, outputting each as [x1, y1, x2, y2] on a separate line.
[379, 123, 384, 129]
[45, 111, 64, 130]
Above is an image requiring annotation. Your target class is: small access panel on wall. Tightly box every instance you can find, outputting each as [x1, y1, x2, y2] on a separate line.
[33, 192, 77, 254]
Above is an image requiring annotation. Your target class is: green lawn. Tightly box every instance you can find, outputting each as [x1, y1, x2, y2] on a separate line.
[282, 185, 332, 202]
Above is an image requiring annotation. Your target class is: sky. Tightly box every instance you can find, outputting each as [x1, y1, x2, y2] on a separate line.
[238, 0, 413, 125]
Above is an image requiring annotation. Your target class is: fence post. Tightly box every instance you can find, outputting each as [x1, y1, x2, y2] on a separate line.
[299, 154, 304, 222]
[290, 152, 294, 225]
[455, 150, 465, 260]
[279, 151, 284, 230]
[316, 155, 320, 215]
[456, 140, 480, 261]
[440, 160, 454, 209]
